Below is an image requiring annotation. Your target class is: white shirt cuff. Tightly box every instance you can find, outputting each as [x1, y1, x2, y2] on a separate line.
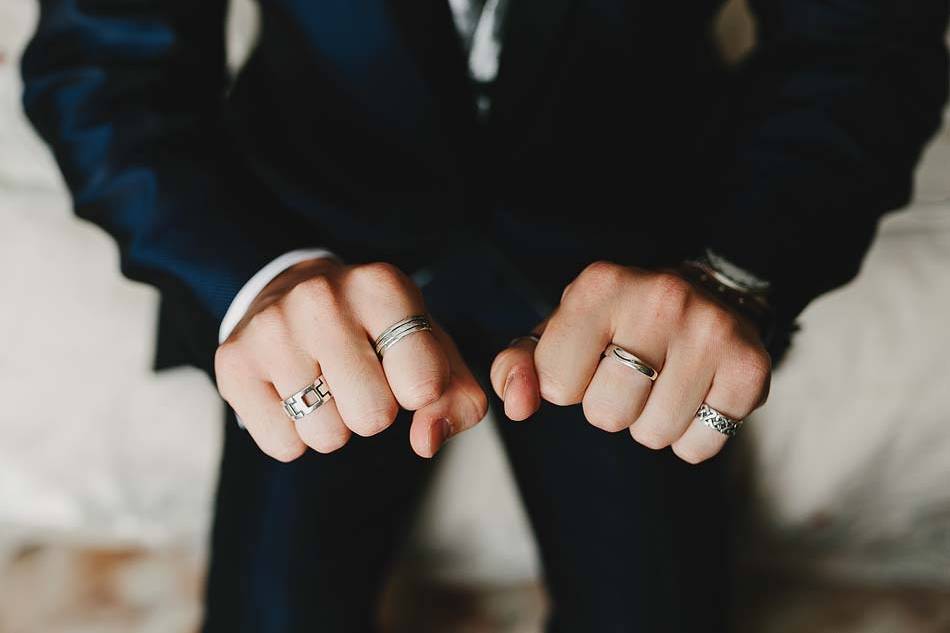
[218, 248, 340, 344]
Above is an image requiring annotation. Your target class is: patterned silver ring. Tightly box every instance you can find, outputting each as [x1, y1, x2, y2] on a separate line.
[602, 344, 659, 382]
[374, 314, 432, 358]
[282, 376, 333, 420]
[696, 403, 743, 437]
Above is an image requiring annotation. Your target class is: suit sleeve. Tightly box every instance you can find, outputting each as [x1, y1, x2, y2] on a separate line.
[21, 0, 315, 371]
[705, 0, 949, 337]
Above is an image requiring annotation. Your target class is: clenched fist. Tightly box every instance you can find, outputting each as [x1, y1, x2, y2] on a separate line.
[491, 261, 771, 463]
[215, 258, 487, 461]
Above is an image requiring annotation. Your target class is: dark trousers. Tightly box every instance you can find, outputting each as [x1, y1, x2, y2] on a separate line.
[202, 249, 734, 633]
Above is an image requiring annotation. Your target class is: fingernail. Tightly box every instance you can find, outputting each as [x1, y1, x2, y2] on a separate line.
[429, 417, 453, 455]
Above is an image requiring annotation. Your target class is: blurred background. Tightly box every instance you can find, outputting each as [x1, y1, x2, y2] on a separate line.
[2, 1, 950, 631]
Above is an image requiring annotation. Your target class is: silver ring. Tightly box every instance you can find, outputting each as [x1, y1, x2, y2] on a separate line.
[509, 334, 540, 347]
[602, 344, 659, 382]
[696, 403, 743, 437]
[374, 314, 432, 358]
[282, 376, 333, 420]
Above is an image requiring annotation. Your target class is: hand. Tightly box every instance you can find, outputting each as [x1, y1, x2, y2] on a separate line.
[215, 258, 487, 461]
[490, 261, 771, 463]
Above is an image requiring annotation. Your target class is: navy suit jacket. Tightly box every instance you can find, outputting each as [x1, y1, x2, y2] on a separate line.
[22, 0, 949, 372]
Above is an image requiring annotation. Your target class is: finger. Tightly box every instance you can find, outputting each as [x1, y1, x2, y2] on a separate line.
[535, 303, 612, 406]
[578, 298, 667, 433]
[410, 323, 488, 458]
[346, 264, 450, 411]
[629, 344, 715, 451]
[490, 335, 541, 422]
[215, 355, 306, 463]
[282, 281, 398, 437]
[581, 353, 654, 432]
[293, 398, 352, 454]
[672, 347, 770, 464]
[236, 317, 353, 454]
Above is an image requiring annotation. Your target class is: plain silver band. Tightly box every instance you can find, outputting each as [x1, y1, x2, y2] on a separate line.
[374, 315, 432, 358]
[509, 334, 540, 347]
[696, 403, 743, 437]
[282, 376, 333, 420]
[602, 344, 659, 382]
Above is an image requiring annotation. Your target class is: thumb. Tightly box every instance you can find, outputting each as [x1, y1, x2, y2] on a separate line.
[490, 328, 543, 422]
[409, 321, 488, 458]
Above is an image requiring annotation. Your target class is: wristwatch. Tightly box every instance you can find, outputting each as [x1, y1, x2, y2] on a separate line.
[678, 251, 777, 347]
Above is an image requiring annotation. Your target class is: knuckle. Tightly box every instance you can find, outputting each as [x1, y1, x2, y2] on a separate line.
[317, 436, 349, 454]
[214, 343, 245, 382]
[559, 281, 575, 303]
[648, 273, 692, 321]
[308, 429, 350, 454]
[571, 261, 625, 300]
[401, 375, 445, 410]
[582, 399, 630, 433]
[349, 400, 400, 436]
[582, 260, 624, 282]
[248, 305, 291, 340]
[672, 442, 714, 465]
[630, 425, 672, 450]
[350, 261, 409, 292]
[538, 371, 581, 406]
[468, 387, 489, 422]
[454, 381, 489, 426]
[214, 345, 252, 403]
[287, 275, 339, 313]
[653, 271, 691, 300]
[266, 440, 306, 463]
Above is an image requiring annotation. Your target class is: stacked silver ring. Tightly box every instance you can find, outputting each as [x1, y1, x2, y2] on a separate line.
[603, 344, 659, 382]
[282, 376, 333, 420]
[374, 314, 432, 358]
[696, 403, 743, 437]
